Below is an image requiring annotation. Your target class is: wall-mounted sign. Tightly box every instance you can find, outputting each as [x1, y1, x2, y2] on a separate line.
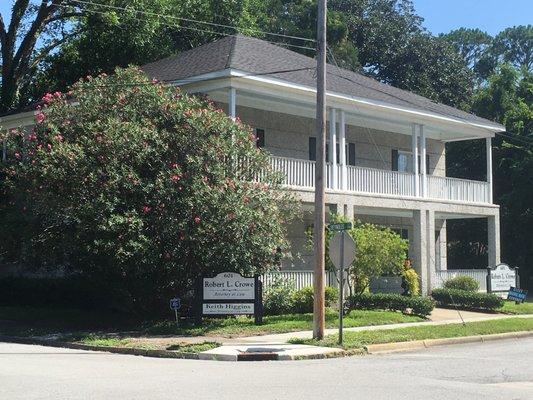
[487, 264, 518, 293]
[196, 272, 262, 324]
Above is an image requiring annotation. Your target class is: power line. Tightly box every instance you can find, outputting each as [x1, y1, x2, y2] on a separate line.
[55, 3, 315, 52]
[67, 0, 316, 44]
[495, 131, 533, 147]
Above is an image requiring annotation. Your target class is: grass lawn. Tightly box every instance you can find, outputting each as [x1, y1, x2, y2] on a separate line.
[0, 306, 423, 338]
[498, 300, 533, 315]
[289, 317, 533, 350]
[145, 309, 423, 337]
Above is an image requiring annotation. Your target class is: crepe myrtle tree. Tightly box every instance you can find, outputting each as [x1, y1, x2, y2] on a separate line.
[0, 67, 297, 313]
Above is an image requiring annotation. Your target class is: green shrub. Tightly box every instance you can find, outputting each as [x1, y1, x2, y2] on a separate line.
[431, 288, 503, 310]
[0, 68, 297, 315]
[291, 286, 339, 314]
[0, 276, 107, 309]
[263, 275, 296, 316]
[346, 293, 434, 317]
[443, 276, 480, 292]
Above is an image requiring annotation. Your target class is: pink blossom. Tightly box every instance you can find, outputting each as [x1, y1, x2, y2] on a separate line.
[142, 205, 151, 214]
[14, 152, 21, 159]
[194, 216, 201, 224]
[152, 78, 159, 84]
[36, 112, 45, 124]
[54, 134, 63, 142]
[42, 93, 54, 104]
[171, 174, 181, 183]
[53, 91, 62, 98]
[47, 144, 52, 151]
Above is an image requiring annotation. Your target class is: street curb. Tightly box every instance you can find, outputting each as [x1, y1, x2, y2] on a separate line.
[0, 335, 199, 360]
[2, 330, 532, 361]
[365, 330, 533, 354]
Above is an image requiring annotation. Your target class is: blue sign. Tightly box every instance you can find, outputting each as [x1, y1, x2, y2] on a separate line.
[507, 287, 527, 303]
[170, 298, 181, 310]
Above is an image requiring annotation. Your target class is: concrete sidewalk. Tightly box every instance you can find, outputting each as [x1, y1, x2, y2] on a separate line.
[232, 309, 529, 344]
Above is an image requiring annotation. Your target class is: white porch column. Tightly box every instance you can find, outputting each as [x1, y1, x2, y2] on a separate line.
[488, 213, 501, 267]
[436, 220, 448, 270]
[420, 125, 427, 198]
[486, 137, 493, 203]
[411, 124, 419, 197]
[426, 210, 436, 291]
[328, 108, 337, 189]
[338, 110, 347, 190]
[228, 87, 236, 120]
[412, 209, 428, 295]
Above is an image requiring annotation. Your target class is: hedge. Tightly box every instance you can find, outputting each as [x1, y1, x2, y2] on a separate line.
[346, 293, 434, 317]
[443, 276, 480, 292]
[0, 276, 108, 309]
[431, 288, 504, 310]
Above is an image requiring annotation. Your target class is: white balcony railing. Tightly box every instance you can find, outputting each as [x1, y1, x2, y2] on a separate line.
[347, 165, 415, 197]
[426, 175, 490, 204]
[269, 155, 491, 204]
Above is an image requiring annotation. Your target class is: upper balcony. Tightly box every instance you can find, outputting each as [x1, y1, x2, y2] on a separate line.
[269, 155, 492, 204]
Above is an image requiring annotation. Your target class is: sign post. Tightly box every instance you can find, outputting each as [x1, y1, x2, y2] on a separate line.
[169, 297, 181, 327]
[328, 222, 355, 345]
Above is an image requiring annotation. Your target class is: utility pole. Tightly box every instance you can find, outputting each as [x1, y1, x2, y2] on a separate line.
[313, 0, 327, 340]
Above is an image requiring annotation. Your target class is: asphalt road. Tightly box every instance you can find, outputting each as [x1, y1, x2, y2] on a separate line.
[1, 338, 532, 400]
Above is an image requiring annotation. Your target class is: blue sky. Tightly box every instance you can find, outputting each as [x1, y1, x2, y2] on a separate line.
[412, 0, 532, 35]
[0, 1, 530, 36]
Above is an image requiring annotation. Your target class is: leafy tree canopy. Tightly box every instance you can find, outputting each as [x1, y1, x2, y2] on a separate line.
[0, 68, 297, 313]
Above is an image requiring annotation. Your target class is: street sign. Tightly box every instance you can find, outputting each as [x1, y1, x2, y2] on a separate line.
[329, 232, 356, 269]
[328, 230, 356, 345]
[507, 287, 527, 303]
[170, 297, 181, 327]
[328, 222, 352, 232]
[170, 298, 181, 311]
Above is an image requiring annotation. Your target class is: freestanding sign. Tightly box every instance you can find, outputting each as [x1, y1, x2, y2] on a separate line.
[507, 287, 528, 303]
[169, 297, 181, 326]
[197, 272, 262, 324]
[328, 225, 356, 345]
[487, 264, 519, 295]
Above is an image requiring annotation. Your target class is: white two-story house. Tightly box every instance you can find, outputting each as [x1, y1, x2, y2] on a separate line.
[1, 35, 505, 294]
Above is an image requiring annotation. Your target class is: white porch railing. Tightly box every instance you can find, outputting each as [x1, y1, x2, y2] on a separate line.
[268, 155, 491, 204]
[262, 270, 338, 290]
[433, 269, 487, 292]
[347, 165, 415, 197]
[426, 175, 490, 204]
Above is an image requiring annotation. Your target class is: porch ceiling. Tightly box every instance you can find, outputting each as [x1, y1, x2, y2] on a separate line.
[180, 73, 502, 143]
[353, 207, 490, 220]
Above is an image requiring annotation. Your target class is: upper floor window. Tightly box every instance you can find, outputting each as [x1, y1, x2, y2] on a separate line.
[309, 137, 355, 165]
[392, 149, 430, 173]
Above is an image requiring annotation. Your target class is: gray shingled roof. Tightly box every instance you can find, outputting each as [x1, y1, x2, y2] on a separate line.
[142, 34, 503, 130]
